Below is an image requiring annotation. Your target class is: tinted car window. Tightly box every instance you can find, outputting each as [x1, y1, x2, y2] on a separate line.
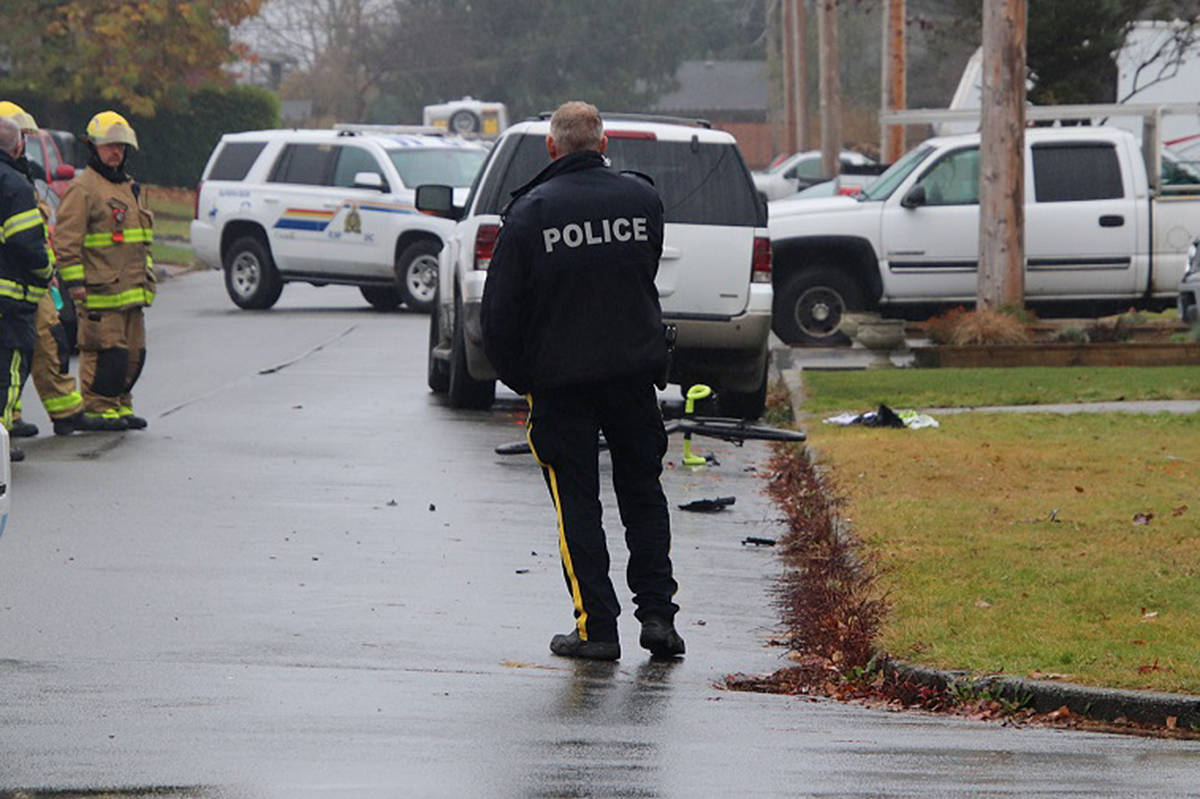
[208, 141, 267, 181]
[332, 145, 385, 188]
[269, 143, 335, 185]
[1032, 143, 1123, 202]
[485, 133, 762, 226]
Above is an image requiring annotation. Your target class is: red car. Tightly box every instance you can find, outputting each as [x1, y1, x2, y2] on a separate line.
[24, 129, 76, 200]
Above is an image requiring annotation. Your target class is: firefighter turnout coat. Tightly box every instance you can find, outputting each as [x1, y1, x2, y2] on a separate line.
[0, 150, 51, 350]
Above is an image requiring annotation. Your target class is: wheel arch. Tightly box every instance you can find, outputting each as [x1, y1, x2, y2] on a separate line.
[771, 235, 883, 308]
[220, 220, 271, 263]
[393, 230, 444, 263]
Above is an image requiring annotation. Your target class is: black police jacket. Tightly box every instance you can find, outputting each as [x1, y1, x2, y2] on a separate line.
[481, 150, 667, 395]
[0, 151, 50, 349]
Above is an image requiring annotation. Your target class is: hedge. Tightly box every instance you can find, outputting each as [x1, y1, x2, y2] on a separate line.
[0, 85, 280, 188]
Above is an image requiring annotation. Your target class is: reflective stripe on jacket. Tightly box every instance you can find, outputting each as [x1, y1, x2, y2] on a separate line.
[56, 168, 155, 311]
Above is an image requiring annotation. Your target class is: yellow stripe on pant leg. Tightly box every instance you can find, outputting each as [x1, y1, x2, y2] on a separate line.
[524, 394, 589, 640]
[3, 351, 20, 430]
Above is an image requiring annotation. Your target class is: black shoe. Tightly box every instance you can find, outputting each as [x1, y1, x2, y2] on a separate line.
[640, 617, 685, 658]
[549, 629, 621, 661]
[76, 414, 128, 432]
[122, 414, 148, 430]
[53, 413, 81, 436]
[9, 446, 24, 462]
[9, 418, 37, 438]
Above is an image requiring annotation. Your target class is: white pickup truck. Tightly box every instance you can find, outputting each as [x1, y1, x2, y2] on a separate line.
[769, 126, 1200, 344]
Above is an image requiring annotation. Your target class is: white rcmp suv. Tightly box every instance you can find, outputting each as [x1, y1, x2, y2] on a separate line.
[190, 126, 488, 312]
[417, 114, 773, 417]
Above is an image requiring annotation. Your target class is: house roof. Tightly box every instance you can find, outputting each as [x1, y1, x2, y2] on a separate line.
[652, 60, 769, 114]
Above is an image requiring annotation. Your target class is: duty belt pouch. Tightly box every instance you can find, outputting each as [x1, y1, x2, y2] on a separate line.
[657, 323, 677, 390]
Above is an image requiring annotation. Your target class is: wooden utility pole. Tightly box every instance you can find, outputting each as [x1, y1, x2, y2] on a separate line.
[817, 0, 841, 177]
[880, 0, 906, 162]
[780, 0, 795, 154]
[791, 0, 808, 152]
[977, 0, 1027, 310]
[775, 0, 791, 155]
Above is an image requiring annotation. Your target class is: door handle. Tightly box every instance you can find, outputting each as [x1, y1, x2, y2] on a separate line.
[1099, 215, 1124, 227]
[263, 197, 280, 205]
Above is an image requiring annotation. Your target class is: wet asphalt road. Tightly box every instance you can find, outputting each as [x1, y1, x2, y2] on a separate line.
[1, 271, 1199, 797]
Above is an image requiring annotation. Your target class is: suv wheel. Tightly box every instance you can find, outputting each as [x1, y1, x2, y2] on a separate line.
[774, 267, 862, 346]
[396, 240, 440, 314]
[360, 285, 402, 311]
[224, 236, 283, 310]
[447, 297, 495, 410]
[716, 360, 768, 420]
[427, 303, 449, 393]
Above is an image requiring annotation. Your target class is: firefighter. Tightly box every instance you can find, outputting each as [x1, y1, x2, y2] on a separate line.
[56, 111, 154, 431]
[0, 101, 84, 437]
[0, 115, 53, 461]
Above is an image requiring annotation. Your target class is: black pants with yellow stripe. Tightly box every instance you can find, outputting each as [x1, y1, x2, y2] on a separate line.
[526, 379, 678, 644]
[0, 345, 32, 433]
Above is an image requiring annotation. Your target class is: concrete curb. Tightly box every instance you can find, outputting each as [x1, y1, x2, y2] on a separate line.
[769, 348, 1200, 729]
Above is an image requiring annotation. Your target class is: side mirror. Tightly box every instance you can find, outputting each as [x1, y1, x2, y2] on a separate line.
[900, 184, 926, 209]
[416, 184, 459, 220]
[353, 171, 386, 191]
[54, 164, 75, 180]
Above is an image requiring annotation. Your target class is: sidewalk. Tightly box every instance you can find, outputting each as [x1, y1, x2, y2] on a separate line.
[770, 343, 1200, 731]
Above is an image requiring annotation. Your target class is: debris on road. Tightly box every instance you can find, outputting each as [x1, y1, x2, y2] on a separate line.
[679, 496, 735, 513]
[742, 536, 776, 546]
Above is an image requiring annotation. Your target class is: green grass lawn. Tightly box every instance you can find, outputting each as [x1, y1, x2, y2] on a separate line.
[801, 366, 1200, 413]
[799, 367, 1200, 693]
[150, 241, 194, 267]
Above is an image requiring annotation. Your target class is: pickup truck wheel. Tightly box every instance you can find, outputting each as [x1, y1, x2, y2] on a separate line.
[360, 285, 402, 311]
[774, 268, 862, 346]
[716, 361, 768, 420]
[224, 236, 283, 310]
[447, 298, 495, 410]
[427, 303, 449, 393]
[397, 240, 440, 314]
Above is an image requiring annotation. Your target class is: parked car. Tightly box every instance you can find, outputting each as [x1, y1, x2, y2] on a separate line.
[417, 114, 773, 418]
[189, 126, 488, 312]
[769, 126, 1200, 344]
[23, 129, 75, 200]
[752, 149, 878, 201]
[1179, 237, 1200, 324]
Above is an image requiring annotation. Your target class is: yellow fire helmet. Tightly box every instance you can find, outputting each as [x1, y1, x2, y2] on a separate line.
[0, 101, 39, 134]
[86, 110, 138, 150]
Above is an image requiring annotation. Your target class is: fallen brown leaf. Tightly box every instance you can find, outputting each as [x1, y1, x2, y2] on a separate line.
[1133, 512, 1154, 525]
[1167, 716, 1178, 730]
[1046, 705, 1072, 720]
[1074, 485, 1085, 493]
[1171, 505, 1188, 517]
[974, 599, 993, 608]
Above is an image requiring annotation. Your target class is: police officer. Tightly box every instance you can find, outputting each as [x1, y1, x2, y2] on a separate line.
[481, 101, 684, 661]
[0, 115, 53, 461]
[56, 111, 154, 431]
[0, 101, 85, 438]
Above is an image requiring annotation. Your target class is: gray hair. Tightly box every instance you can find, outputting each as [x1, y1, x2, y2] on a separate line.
[550, 101, 604, 155]
[0, 117, 20, 157]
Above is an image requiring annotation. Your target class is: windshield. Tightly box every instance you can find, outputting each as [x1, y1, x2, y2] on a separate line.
[388, 148, 487, 188]
[860, 144, 935, 201]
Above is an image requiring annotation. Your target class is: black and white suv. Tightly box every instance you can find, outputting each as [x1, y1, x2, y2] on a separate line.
[418, 114, 773, 417]
[190, 126, 487, 312]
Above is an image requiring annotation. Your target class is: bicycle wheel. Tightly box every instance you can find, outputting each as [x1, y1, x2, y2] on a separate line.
[677, 417, 806, 443]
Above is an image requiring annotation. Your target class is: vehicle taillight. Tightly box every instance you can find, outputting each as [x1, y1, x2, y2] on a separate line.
[475, 223, 500, 270]
[751, 236, 772, 283]
[193, 182, 202, 220]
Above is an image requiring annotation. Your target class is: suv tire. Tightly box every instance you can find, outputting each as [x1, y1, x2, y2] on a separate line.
[774, 266, 861, 346]
[360, 285, 402, 311]
[396, 239, 440, 313]
[427, 303, 449, 393]
[224, 236, 283, 310]
[448, 297, 495, 410]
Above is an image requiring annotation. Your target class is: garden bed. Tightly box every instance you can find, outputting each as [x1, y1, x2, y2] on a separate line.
[913, 341, 1200, 368]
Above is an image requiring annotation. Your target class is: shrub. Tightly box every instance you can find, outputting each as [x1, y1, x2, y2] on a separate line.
[945, 308, 1033, 346]
[924, 306, 970, 345]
